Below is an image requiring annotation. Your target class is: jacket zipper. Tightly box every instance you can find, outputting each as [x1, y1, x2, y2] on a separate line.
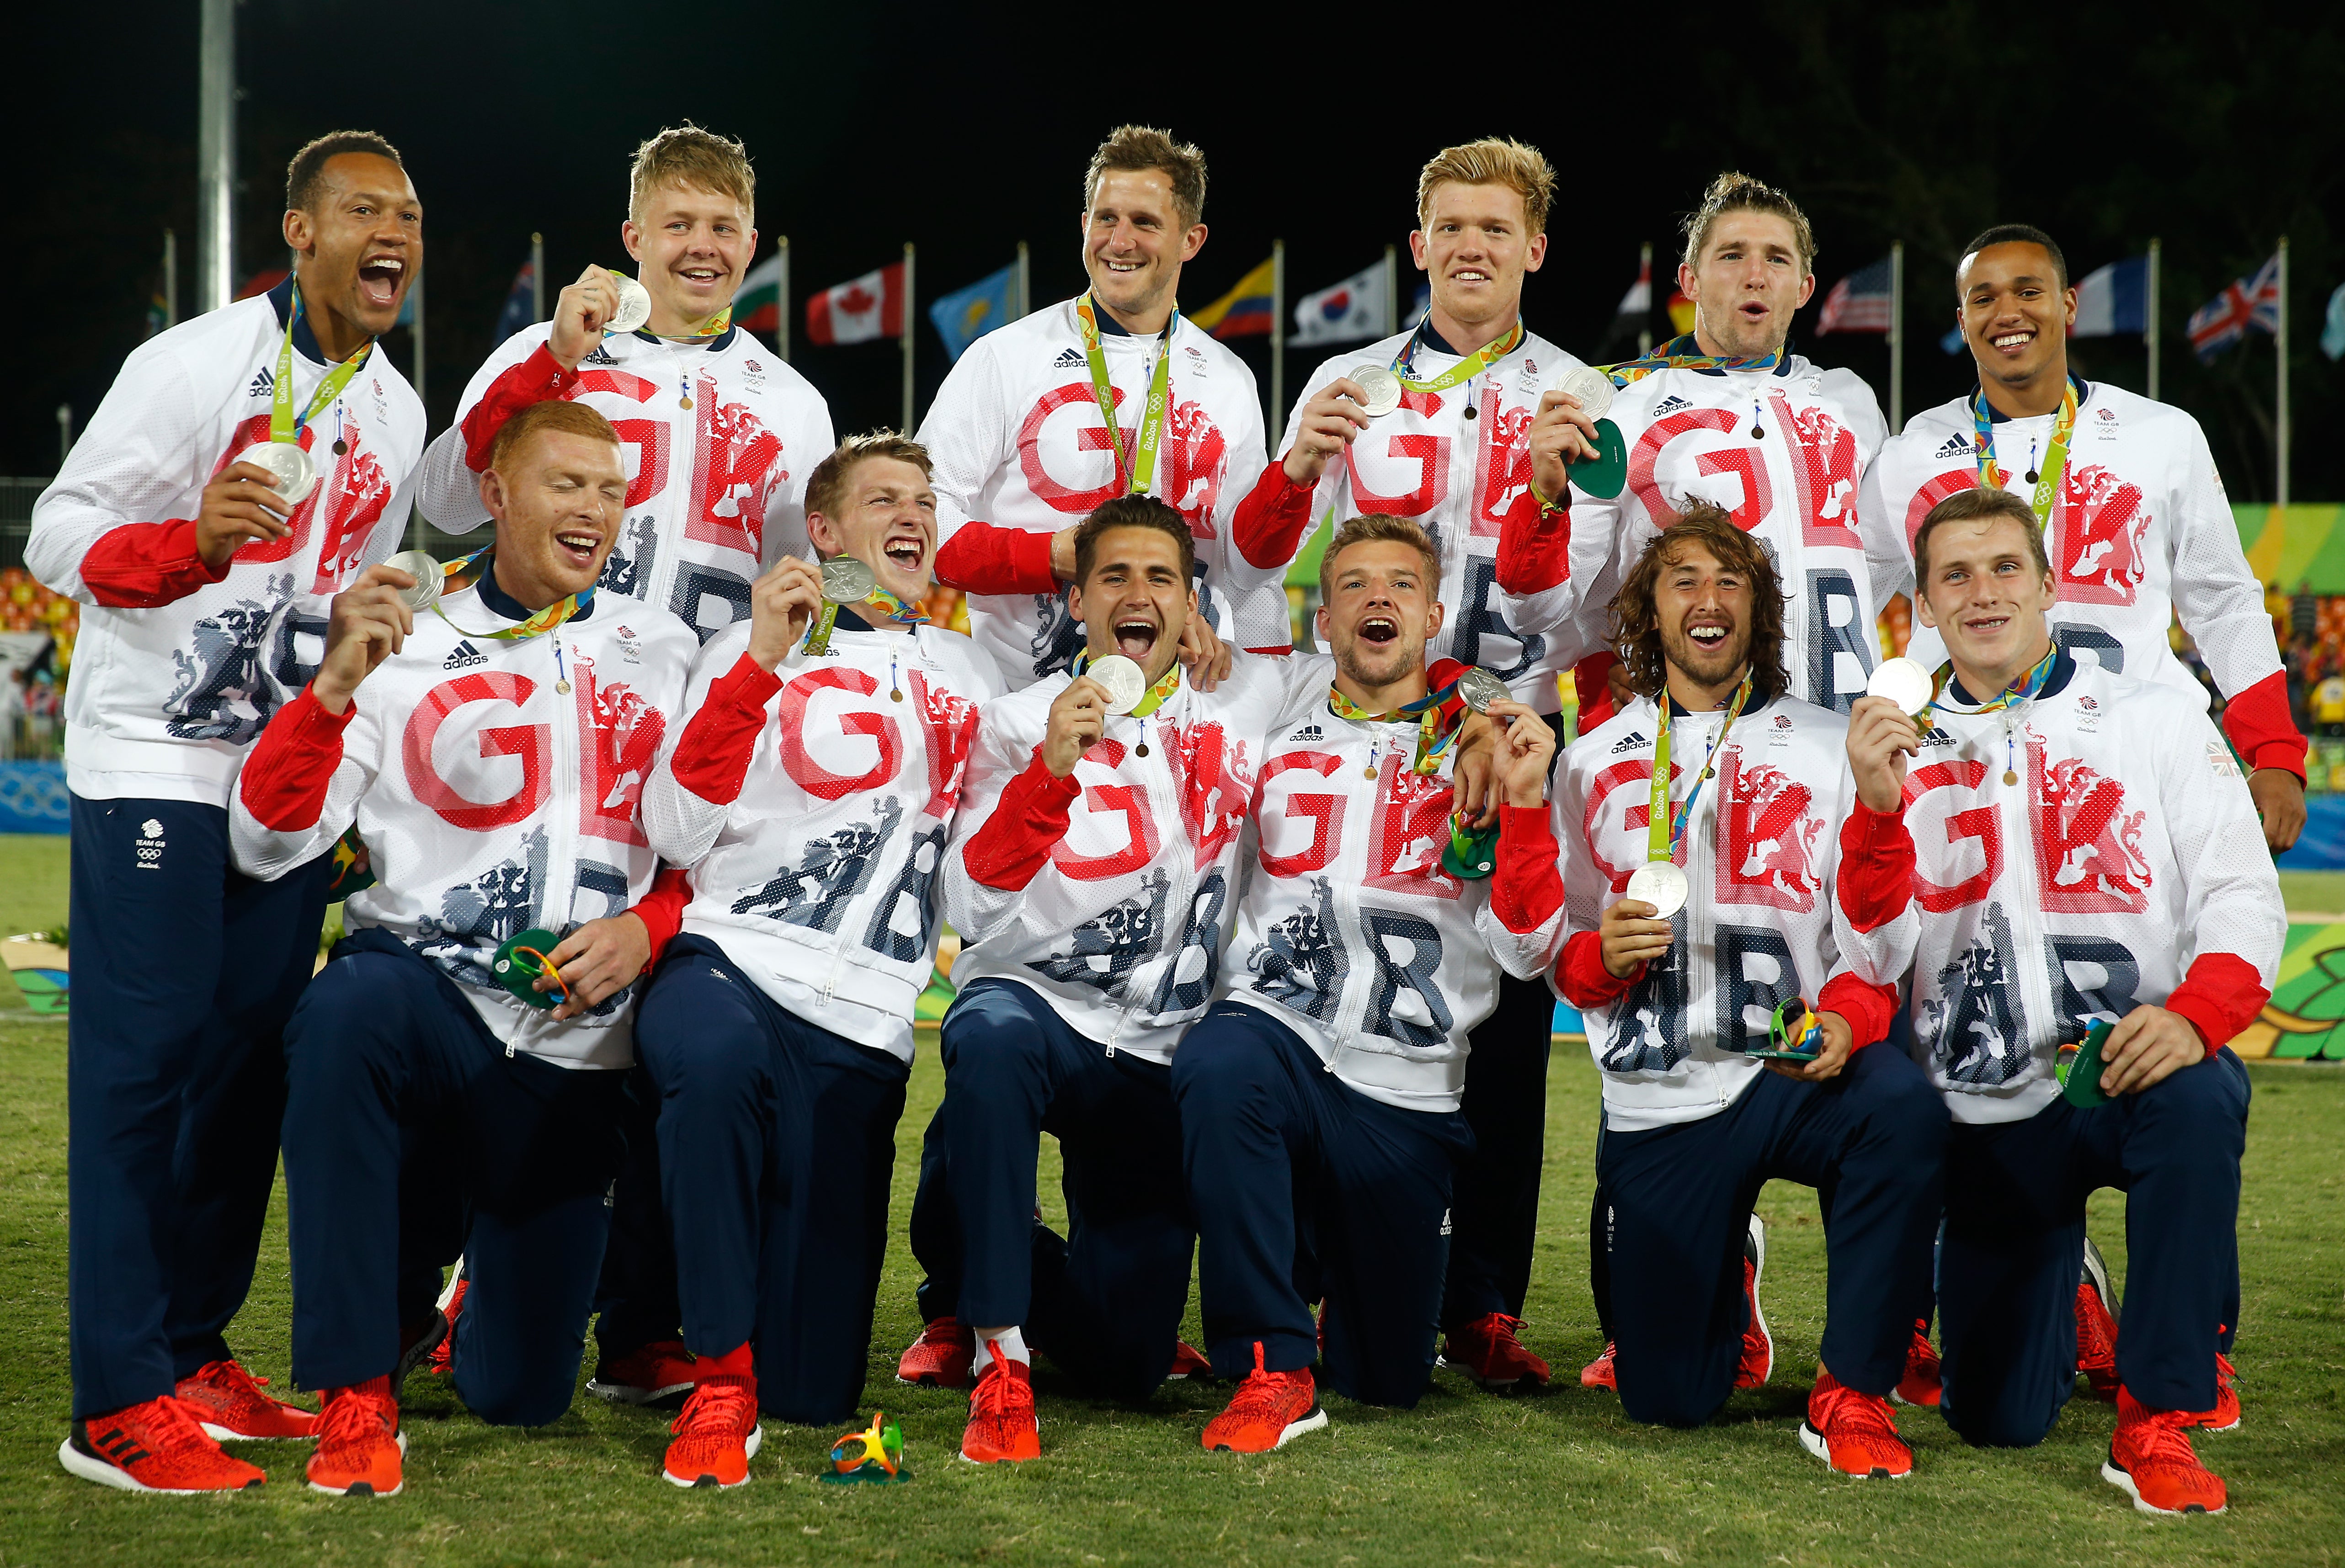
[526, 633, 583, 1057]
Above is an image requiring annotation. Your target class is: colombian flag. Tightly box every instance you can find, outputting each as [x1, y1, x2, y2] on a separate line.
[1189, 256, 1276, 340]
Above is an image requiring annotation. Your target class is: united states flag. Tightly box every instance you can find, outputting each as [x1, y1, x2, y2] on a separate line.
[1816, 256, 1895, 335]
[2187, 253, 2281, 362]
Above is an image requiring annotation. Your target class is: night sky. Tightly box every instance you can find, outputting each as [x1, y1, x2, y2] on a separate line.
[9, 0, 2340, 503]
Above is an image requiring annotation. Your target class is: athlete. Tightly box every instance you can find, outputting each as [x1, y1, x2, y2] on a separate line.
[417, 123, 833, 644]
[1226, 134, 1602, 1392]
[619, 434, 1002, 1489]
[33, 132, 426, 1493]
[1553, 507, 1945, 1474]
[918, 124, 1278, 685]
[229, 401, 697, 1498]
[930, 497, 1301, 1463]
[1860, 223, 2306, 853]
[1176, 514, 1567, 1451]
[1884, 485, 2277, 1515]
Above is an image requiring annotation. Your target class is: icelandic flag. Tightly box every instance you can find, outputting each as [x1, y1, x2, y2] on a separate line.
[2069, 255, 2149, 337]
[1189, 256, 1277, 339]
[1817, 256, 1894, 334]
[1289, 255, 1391, 346]
[2187, 253, 2280, 362]
[494, 254, 536, 344]
[735, 252, 785, 336]
[930, 262, 1018, 360]
[806, 262, 906, 346]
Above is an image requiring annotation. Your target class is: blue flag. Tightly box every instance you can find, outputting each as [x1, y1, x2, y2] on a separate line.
[929, 262, 1018, 361]
[495, 255, 537, 344]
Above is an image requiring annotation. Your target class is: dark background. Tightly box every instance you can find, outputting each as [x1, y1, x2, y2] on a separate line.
[6, 0, 2339, 501]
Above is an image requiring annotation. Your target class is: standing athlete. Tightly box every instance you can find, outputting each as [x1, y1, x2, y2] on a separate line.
[1883, 486, 2278, 1515]
[418, 123, 833, 644]
[1860, 223, 2306, 853]
[34, 132, 426, 1493]
[1226, 135, 1602, 1391]
[919, 125, 1280, 684]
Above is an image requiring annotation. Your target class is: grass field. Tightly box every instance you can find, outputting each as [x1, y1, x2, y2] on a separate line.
[1, 834, 2341, 1565]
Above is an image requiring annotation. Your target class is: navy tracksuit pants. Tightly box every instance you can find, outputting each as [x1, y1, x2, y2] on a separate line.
[1443, 970, 1555, 1331]
[1174, 1001, 1474, 1410]
[940, 979, 1192, 1403]
[280, 931, 628, 1427]
[1597, 1042, 1948, 1429]
[66, 794, 330, 1419]
[631, 936, 910, 1426]
[1939, 1048, 2249, 1446]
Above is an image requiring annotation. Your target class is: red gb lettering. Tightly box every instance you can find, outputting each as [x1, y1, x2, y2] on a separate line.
[1470, 398, 1537, 540]
[686, 384, 783, 556]
[1904, 758, 1999, 911]
[1164, 719, 1253, 868]
[2053, 465, 2149, 607]
[1903, 469, 1979, 551]
[1347, 431, 1451, 517]
[776, 667, 903, 799]
[402, 671, 549, 831]
[1158, 398, 1227, 538]
[1583, 757, 1678, 893]
[572, 663, 665, 846]
[1630, 407, 1772, 532]
[907, 670, 981, 820]
[1716, 753, 1823, 910]
[1368, 765, 1460, 898]
[1772, 395, 1861, 548]
[1050, 765, 1162, 882]
[575, 370, 671, 507]
[2031, 744, 2153, 913]
[1018, 383, 1126, 514]
[1256, 751, 1346, 877]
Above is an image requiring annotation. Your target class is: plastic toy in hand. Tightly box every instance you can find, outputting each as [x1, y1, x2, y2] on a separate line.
[1751, 994, 1824, 1062]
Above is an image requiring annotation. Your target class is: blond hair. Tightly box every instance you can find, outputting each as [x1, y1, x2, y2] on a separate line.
[629, 122, 755, 224]
[1084, 125, 1207, 229]
[804, 431, 933, 528]
[1681, 171, 1817, 276]
[1318, 514, 1441, 603]
[1416, 137, 1556, 237]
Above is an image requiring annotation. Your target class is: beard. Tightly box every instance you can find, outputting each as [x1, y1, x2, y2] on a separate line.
[1659, 622, 1749, 689]
[1333, 628, 1424, 693]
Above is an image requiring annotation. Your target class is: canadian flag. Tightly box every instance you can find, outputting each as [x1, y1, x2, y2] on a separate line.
[805, 261, 906, 345]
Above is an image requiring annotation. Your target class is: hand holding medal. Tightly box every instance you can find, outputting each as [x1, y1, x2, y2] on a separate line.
[1847, 658, 1933, 813]
[1281, 373, 1378, 485]
[1532, 367, 1628, 501]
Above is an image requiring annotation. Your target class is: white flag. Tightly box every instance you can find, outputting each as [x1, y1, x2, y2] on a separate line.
[1289, 256, 1392, 346]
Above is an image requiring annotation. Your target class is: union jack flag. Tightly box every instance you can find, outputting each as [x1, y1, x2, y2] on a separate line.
[2187, 253, 2280, 362]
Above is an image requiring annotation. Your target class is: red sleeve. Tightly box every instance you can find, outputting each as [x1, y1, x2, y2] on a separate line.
[1232, 459, 1317, 570]
[2218, 669, 2307, 779]
[78, 518, 229, 608]
[629, 867, 692, 972]
[1818, 973, 1898, 1049]
[1556, 929, 1638, 1009]
[960, 749, 1082, 890]
[461, 343, 580, 471]
[237, 685, 354, 832]
[2163, 952, 2270, 1057]
[1490, 804, 1564, 933]
[667, 653, 782, 805]
[934, 522, 1060, 596]
[1573, 654, 1620, 731]
[1836, 801, 1915, 933]
[1495, 483, 1571, 595]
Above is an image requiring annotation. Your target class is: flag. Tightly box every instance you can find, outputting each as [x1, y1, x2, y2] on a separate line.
[235, 268, 289, 302]
[2187, 253, 2280, 362]
[494, 254, 536, 343]
[2070, 254, 2150, 337]
[1290, 256, 1391, 346]
[735, 252, 785, 335]
[1666, 287, 1696, 335]
[930, 261, 1017, 360]
[806, 262, 906, 346]
[2324, 281, 2345, 362]
[1817, 256, 1895, 334]
[1615, 255, 1652, 327]
[1189, 256, 1276, 339]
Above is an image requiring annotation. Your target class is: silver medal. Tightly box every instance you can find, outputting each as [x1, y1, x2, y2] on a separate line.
[1350, 365, 1403, 419]
[1085, 653, 1147, 716]
[1554, 365, 1616, 421]
[238, 441, 317, 506]
[1625, 861, 1689, 920]
[1455, 667, 1510, 714]
[821, 557, 876, 604]
[383, 550, 445, 611]
[1866, 656, 1937, 716]
[607, 273, 653, 335]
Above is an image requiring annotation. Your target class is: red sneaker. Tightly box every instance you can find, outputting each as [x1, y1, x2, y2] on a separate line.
[306, 1377, 405, 1498]
[662, 1377, 761, 1489]
[1441, 1313, 1552, 1391]
[58, 1395, 267, 1493]
[1580, 1341, 1618, 1391]
[1735, 1214, 1772, 1389]
[1799, 1369, 1913, 1480]
[898, 1316, 976, 1390]
[175, 1358, 317, 1440]
[2105, 1387, 2226, 1515]
[1167, 1339, 1213, 1381]
[587, 1339, 698, 1407]
[959, 1345, 1040, 1464]
[1890, 1321, 1941, 1408]
[426, 1273, 467, 1378]
[1200, 1342, 1328, 1453]
[2076, 1238, 2120, 1402]
[2185, 1347, 2241, 1433]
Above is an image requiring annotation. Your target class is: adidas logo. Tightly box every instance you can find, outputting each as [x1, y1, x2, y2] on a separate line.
[1052, 347, 1084, 368]
[1935, 433, 1973, 459]
[1921, 726, 1957, 747]
[1652, 394, 1690, 416]
[247, 368, 274, 397]
[582, 344, 617, 366]
[443, 640, 486, 670]
[1610, 730, 1651, 755]
[1286, 722, 1325, 742]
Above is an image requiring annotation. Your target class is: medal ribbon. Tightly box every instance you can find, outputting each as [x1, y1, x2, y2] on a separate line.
[1327, 668, 1469, 776]
[271, 285, 373, 446]
[1599, 333, 1787, 389]
[1391, 316, 1525, 393]
[432, 547, 595, 642]
[1073, 294, 1177, 497]
[660, 304, 733, 340]
[804, 576, 930, 656]
[1919, 644, 2057, 723]
[1970, 379, 2079, 532]
[1645, 674, 1754, 864]
[1073, 651, 1184, 719]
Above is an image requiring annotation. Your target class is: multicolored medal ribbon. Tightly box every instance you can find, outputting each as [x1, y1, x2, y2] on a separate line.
[1327, 664, 1471, 781]
[1630, 674, 1755, 917]
[1922, 644, 2058, 787]
[430, 546, 596, 642]
[1073, 293, 1177, 497]
[1072, 650, 1183, 757]
[1391, 315, 1526, 394]
[1971, 377, 2079, 532]
[1599, 333, 1787, 388]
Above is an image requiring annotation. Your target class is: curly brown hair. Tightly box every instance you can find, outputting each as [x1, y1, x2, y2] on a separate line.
[1607, 505, 1789, 703]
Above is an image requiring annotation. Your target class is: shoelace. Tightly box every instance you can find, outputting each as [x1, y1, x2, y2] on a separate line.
[318, 1389, 394, 1451]
[138, 1397, 231, 1461]
[973, 1360, 1034, 1424]
[2124, 1404, 2205, 1471]
[1821, 1384, 1902, 1442]
[671, 1379, 754, 1439]
[192, 1358, 272, 1395]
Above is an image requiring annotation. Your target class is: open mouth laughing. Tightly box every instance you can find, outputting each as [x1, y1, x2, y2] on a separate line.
[1356, 614, 1400, 647]
[357, 253, 405, 308]
[883, 532, 927, 574]
[552, 525, 603, 571]
[1114, 614, 1158, 659]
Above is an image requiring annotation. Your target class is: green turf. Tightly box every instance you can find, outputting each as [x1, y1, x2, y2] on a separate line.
[2278, 869, 2345, 913]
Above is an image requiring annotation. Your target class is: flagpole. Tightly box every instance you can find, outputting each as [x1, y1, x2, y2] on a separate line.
[1639, 241, 1653, 356]
[163, 229, 178, 328]
[1888, 242, 1905, 434]
[412, 266, 426, 411]
[1016, 240, 1030, 321]
[2277, 236, 2290, 507]
[1271, 239, 1286, 438]
[777, 236, 791, 361]
[1383, 244, 1396, 337]
[196, 0, 234, 312]
[902, 242, 917, 433]
[530, 233, 544, 323]
[2146, 238, 2162, 402]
